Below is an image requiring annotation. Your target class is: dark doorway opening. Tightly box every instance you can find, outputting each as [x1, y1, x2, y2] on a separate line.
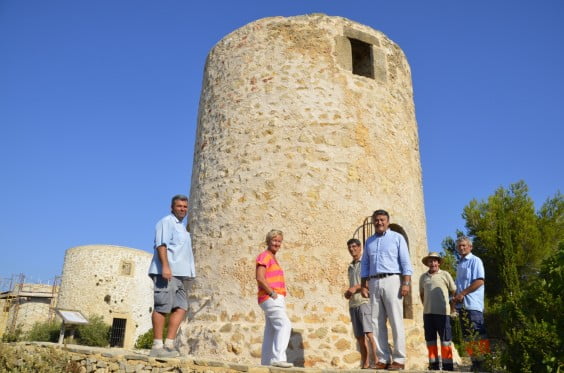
[109, 318, 127, 347]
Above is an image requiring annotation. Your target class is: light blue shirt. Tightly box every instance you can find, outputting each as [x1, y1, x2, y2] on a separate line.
[455, 253, 485, 312]
[360, 229, 413, 278]
[148, 214, 196, 278]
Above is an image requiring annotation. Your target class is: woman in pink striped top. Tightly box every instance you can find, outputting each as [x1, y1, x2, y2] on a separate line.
[255, 229, 293, 368]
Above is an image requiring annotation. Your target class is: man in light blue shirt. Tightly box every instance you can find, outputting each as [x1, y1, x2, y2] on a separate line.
[453, 236, 489, 370]
[360, 210, 413, 370]
[148, 194, 196, 358]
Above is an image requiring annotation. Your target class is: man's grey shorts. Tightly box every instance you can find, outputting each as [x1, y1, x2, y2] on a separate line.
[349, 302, 373, 337]
[151, 275, 188, 313]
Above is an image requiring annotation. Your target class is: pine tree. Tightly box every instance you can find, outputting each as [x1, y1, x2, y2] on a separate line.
[460, 180, 560, 297]
[442, 181, 563, 371]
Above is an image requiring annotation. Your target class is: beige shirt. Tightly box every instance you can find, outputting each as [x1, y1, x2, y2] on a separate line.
[348, 260, 369, 308]
[419, 269, 456, 315]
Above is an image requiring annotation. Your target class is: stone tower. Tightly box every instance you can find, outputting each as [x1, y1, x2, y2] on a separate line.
[183, 14, 429, 369]
[57, 245, 153, 349]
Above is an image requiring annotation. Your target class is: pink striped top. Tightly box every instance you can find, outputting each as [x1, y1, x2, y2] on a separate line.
[256, 249, 287, 304]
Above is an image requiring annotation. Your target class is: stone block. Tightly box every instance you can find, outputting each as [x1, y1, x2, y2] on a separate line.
[220, 323, 233, 333]
[331, 325, 347, 334]
[309, 327, 328, 339]
[334, 338, 351, 350]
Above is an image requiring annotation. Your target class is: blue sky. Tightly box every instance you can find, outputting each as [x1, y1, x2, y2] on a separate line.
[1, 1, 562, 283]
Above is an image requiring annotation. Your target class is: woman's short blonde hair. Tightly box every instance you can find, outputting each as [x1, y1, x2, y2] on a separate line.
[266, 229, 284, 245]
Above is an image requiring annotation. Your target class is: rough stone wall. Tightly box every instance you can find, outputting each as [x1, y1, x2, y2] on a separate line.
[13, 297, 51, 332]
[0, 284, 56, 334]
[184, 14, 429, 369]
[2, 342, 467, 372]
[1, 342, 262, 373]
[57, 245, 153, 348]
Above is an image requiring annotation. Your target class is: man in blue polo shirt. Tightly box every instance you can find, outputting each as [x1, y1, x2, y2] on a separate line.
[453, 236, 489, 371]
[148, 194, 196, 358]
[360, 209, 413, 371]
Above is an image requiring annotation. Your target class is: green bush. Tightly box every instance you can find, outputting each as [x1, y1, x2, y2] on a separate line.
[135, 328, 154, 349]
[134, 314, 170, 349]
[25, 320, 61, 342]
[449, 314, 465, 356]
[21, 315, 110, 347]
[75, 314, 110, 347]
[484, 245, 563, 373]
[1, 325, 23, 342]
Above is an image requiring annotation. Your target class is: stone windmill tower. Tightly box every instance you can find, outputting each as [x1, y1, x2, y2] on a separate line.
[182, 14, 429, 369]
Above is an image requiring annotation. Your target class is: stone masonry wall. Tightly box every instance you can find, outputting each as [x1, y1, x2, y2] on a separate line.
[0, 342, 466, 372]
[0, 342, 263, 373]
[17, 284, 55, 332]
[12, 297, 51, 332]
[0, 284, 56, 334]
[184, 14, 430, 369]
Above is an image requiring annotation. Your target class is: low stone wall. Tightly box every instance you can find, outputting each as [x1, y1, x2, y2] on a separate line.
[1, 342, 471, 372]
[1, 342, 262, 373]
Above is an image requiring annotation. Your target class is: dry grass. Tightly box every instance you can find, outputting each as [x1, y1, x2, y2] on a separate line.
[0, 343, 81, 373]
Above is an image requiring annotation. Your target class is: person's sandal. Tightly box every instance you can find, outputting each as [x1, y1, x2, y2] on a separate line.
[387, 361, 405, 370]
[373, 361, 388, 369]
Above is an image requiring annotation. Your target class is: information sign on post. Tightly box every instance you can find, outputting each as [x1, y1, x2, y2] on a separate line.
[55, 309, 89, 344]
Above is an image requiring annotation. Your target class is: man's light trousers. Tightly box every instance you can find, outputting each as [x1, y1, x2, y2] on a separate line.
[369, 275, 406, 364]
[259, 295, 292, 365]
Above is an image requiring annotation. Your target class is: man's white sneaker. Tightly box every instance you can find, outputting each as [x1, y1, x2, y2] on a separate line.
[149, 347, 161, 357]
[271, 361, 293, 368]
[149, 346, 179, 358]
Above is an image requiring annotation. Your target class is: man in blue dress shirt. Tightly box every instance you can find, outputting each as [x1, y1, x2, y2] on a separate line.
[453, 236, 489, 371]
[361, 210, 413, 370]
[148, 194, 196, 358]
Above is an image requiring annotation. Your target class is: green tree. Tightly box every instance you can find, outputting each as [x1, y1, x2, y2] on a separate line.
[440, 232, 464, 349]
[487, 243, 563, 372]
[440, 229, 465, 278]
[538, 191, 564, 253]
[491, 210, 521, 296]
[462, 180, 561, 298]
[443, 181, 563, 371]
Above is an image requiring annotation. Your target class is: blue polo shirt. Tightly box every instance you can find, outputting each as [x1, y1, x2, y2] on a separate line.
[455, 253, 485, 312]
[148, 214, 196, 278]
[360, 229, 413, 278]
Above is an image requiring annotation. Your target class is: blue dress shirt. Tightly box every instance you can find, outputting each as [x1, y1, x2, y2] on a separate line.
[148, 214, 196, 278]
[360, 229, 413, 278]
[455, 253, 485, 312]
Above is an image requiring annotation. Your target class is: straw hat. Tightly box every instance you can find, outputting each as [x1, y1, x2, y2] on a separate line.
[421, 252, 443, 266]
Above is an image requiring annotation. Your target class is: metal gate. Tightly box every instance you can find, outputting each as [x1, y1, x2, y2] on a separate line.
[109, 318, 127, 347]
